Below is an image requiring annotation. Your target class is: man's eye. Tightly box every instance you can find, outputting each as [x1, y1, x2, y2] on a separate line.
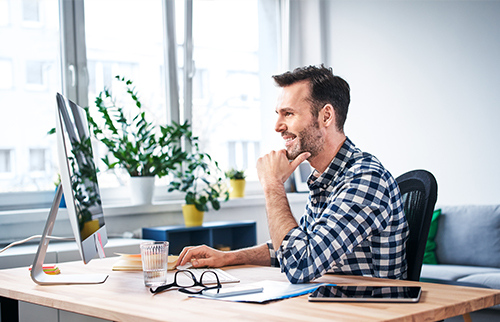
[285, 112, 292, 116]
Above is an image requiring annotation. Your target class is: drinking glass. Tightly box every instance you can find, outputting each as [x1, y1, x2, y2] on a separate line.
[140, 241, 169, 286]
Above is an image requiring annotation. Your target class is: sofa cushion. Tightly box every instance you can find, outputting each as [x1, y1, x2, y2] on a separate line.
[458, 273, 500, 310]
[435, 205, 500, 268]
[423, 209, 441, 264]
[421, 264, 500, 281]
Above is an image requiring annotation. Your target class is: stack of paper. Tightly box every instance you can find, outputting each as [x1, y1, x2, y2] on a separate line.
[112, 254, 178, 271]
[194, 280, 330, 303]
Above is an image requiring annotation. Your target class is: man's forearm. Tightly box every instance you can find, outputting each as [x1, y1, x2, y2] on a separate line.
[255, 148, 306, 259]
[228, 243, 272, 266]
[263, 181, 299, 251]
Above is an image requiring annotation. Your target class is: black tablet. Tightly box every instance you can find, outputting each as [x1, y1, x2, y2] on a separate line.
[308, 285, 422, 303]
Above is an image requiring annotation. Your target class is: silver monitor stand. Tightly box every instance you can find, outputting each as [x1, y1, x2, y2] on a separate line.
[30, 185, 108, 285]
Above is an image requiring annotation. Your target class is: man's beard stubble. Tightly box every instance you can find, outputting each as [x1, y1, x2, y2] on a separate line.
[285, 119, 324, 161]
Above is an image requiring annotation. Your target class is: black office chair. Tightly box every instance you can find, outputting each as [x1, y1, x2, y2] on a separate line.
[397, 171, 490, 322]
[396, 169, 438, 282]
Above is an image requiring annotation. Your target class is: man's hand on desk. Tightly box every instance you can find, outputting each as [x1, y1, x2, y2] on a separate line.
[176, 244, 272, 268]
[176, 245, 232, 268]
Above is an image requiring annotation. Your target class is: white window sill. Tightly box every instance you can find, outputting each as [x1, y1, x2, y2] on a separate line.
[0, 192, 309, 226]
[0, 179, 310, 246]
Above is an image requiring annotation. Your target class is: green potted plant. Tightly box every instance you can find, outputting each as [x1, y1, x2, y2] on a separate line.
[168, 142, 229, 226]
[225, 168, 246, 199]
[86, 75, 192, 205]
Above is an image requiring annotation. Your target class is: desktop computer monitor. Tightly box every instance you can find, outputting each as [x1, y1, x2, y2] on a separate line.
[31, 93, 109, 285]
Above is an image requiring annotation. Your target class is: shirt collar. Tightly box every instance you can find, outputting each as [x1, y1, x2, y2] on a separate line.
[307, 137, 357, 190]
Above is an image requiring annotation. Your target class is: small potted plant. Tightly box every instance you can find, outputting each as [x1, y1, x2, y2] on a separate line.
[86, 76, 192, 205]
[168, 142, 229, 226]
[225, 168, 246, 199]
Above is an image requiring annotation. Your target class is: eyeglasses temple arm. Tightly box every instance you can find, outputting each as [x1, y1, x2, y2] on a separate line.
[150, 284, 170, 294]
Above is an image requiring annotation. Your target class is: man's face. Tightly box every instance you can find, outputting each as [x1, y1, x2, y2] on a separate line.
[275, 81, 324, 160]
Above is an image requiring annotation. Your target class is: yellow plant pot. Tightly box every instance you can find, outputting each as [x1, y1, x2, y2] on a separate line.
[182, 204, 204, 227]
[229, 179, 246, 199]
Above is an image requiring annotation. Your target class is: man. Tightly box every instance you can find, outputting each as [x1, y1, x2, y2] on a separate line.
[177, 65, 409, 283]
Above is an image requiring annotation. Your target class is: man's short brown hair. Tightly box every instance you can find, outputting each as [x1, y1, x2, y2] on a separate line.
[272, 64, 350, 132]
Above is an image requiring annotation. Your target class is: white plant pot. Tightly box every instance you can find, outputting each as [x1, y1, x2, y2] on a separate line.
[129, 176, 155, 205]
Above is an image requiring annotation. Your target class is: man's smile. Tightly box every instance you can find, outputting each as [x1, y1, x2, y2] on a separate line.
[282, 133, 297, 148]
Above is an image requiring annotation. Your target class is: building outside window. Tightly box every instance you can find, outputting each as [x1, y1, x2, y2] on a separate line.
[0, 0, 60, 193]
[0, 59, 13, 89]
[22, 0, 41, 23]
[190, 0, 262, 179]
[0, 0, 279, 205]
[26, 60, 44, 85]
[29, 148, 46, 172]
[83, 0, 167, 188]
[0, 0, 9, 27]
[0, 150, 12, 174]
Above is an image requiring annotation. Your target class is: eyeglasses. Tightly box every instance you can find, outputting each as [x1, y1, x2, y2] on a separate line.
[149, 270, 222, 295]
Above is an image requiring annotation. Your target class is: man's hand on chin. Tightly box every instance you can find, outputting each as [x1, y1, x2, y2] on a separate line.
[256, 150, 311, 188]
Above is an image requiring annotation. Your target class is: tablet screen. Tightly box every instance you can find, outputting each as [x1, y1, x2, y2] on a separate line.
[308, 285, 422, 303]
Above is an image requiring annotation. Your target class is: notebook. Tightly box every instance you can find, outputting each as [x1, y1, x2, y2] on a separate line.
[112, 254, 178, 271]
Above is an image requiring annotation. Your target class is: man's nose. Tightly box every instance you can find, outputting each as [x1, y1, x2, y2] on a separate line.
[275, 118, 286, 133]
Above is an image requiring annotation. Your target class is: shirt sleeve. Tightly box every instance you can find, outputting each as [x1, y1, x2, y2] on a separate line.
[276, 171, 393, 284]
[266, 240, 280, 267]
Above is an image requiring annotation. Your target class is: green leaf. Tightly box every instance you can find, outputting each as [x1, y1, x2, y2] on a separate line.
[211, 199, 220, 210]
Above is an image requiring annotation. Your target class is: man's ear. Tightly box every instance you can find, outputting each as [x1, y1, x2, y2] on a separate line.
[319, 104, 335, 128]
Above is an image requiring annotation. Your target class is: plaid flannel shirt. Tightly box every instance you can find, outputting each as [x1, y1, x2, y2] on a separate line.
[268, 137, 409, 283]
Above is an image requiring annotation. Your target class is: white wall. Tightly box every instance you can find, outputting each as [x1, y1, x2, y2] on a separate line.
[325, 0, 500, 205]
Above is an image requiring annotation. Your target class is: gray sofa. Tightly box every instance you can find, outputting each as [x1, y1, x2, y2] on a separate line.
[420, 205, 500, 310]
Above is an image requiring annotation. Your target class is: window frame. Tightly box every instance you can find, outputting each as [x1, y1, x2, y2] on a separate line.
[0, 0, 272, 213]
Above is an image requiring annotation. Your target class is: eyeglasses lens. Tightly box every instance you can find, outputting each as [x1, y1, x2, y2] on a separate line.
[200, 271, 219, 285]
[176, 270, 197, 288]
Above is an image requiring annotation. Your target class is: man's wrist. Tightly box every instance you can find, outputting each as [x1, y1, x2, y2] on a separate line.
[262, 179, 286, 196]
[224, 250, 243, 266]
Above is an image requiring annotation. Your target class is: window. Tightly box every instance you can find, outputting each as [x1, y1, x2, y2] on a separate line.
[0, 0, 9, 26]
[22, 0, 40, 23]
[87, 61, 139, 97]
[189, 0, 263, 180]
[0, 0, 60, 193]
[84, 0, 166, 188]
[0, 0, 280, 207]
[29, 148, 46, 172]
[0, 59, 13, 89]
[228, 141, 260, 171]
[0, 149, 12, 173]
[26, 60, 44, 85]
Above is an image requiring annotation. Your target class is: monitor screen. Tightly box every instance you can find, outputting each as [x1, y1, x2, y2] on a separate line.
[55, 93, 108, 264]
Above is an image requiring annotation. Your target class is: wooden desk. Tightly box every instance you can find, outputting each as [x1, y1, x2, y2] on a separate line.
[1, 258, 499, 322]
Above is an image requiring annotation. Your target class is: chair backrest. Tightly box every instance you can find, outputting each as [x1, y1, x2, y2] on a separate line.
[396, 169, 438, 281]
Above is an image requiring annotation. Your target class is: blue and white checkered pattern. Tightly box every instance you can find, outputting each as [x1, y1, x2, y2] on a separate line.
[268, 137, 409, 284]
